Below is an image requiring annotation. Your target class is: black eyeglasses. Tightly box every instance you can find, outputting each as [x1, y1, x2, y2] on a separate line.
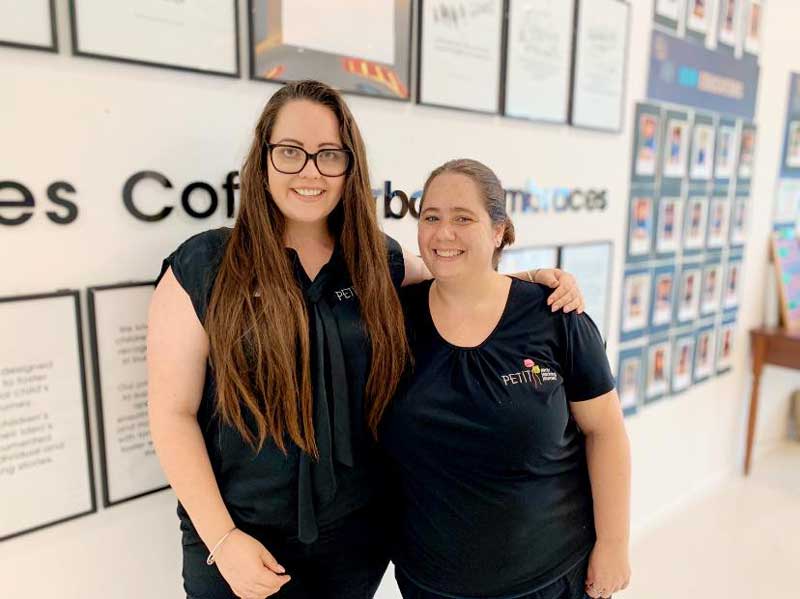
[265, 143, 353, 177]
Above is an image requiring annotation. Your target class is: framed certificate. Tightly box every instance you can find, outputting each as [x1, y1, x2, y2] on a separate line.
[649, 266, 676, 331]
[560, 241, 613, 340]
[570, 0, 630, 132]
[498, 245, 558, 274]
[686, 0, 711, 37]
[693, 326, 717, 382]
[689, 119, 716, 181]
[620, 268, 652, 341]
[88, 282, 169, 507]
[671, 335, 695, 394]
[662, 116, 690, 179]
[700, 261, 723, 315]
[718, 0, 739, 49]
[249, 0, 412, 101]
[633, 104, 662, 180]
[70, 0, 240, 77]
[0, 291, 96, 541]
[0, 0, 57, 52]
[626, 193, 655, 260]
[683, 196, 709, 253]
[655, 196, 683, 256]
[617, 347, 644, 416]
[418, 0, 504, 113]
[676, 264, 702, 323]
[645, 338, 671, 403]
[503, 0, 575, 123]
[716, 318, 737, 373]
[744, 0, 763, 55]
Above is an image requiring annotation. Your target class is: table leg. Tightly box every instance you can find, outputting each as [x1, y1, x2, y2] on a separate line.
[744, 335, 766, 476]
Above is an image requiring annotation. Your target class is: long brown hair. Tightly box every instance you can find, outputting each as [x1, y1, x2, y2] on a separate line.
[205, 80, 409, 457]
[422, 158, 515, 268]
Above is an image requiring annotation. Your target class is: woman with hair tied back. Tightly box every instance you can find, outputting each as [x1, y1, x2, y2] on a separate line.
[381, 159, 632, 599]
[147, 80, 585, 599]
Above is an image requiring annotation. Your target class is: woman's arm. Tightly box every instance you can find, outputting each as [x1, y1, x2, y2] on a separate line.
[400, 247, 585, 312]
[569, 390, 632, 599]
[148, 268, 289, 599]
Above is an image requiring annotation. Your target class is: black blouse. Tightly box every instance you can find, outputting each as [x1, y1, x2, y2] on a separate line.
[157, 227, 405, 544]
[380, 278, 616, 597]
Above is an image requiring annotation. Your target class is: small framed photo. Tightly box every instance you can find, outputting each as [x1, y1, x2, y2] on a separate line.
[700, 262, 723, 315]
[655, 0, 686, 21]
[672, 336, 695, 394]
[786, 121, 800, 168]
[684, 197, 709, 251]
[694, 328, 717, 382]
[677, 265, 702, 322]
[706, 198, 730, 248]
[723, 260, 741, 309]
[618, 348, 644, 416]
[650, 268, 676, 329]
[745, 0, 762, 54]
[663, 119, 689, 178]
[628, 196, 654, 257]
[690, 123, 715, 180]
[717, 322, 736, 372]
[686, 0, 710, 34]
[656, 197, 683, 254]
[730, 197, 747, 245]
[636, 114, 661, 176]
[646, 340, 672, 402]
[738, 127, 756, 179]
[715, 125, 738, 179]
[621, 270, 652, 337]
[718, 0, 739, 47]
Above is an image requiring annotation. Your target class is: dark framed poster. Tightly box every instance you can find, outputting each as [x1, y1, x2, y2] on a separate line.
[70, 0, 240, 77]
[570, 0, 630, 132]
[418, 0, 504, 113]
[250, 0, 412, 101]
[88, 282, 169, 507]
[0, 0, 57, 52]
[0, 291, 96, 542]
[559, 241, 613, 341]
[503, 0, 575, 123]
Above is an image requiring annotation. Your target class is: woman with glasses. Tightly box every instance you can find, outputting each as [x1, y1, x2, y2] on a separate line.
[147, 80, 584, 599]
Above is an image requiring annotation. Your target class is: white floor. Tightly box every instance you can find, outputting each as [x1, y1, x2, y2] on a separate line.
[623, 443, 800, 599]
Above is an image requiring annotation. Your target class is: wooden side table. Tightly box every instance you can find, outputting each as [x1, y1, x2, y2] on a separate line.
[745, 327, 800, 475]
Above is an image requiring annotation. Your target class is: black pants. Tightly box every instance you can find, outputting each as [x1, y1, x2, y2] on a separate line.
[182, 505, 390, 599]
[395, 553, 593, 599]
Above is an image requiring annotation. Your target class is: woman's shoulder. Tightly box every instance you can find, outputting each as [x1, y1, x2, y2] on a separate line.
[174, 226, 232, 261]
[511, 278, 552, 312]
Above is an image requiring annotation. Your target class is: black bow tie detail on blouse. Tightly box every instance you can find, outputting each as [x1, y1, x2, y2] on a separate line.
[288, 248, 354, 544]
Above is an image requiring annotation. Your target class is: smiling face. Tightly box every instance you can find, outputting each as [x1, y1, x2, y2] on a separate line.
[418, 172, 504, 281]
[267, 100, 346, 229]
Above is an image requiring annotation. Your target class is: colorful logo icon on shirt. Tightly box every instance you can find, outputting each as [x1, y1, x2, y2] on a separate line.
[524, 358, 543, 387]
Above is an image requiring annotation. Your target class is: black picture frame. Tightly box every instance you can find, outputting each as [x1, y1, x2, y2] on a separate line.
[501, 0, 577, 125]
[558, 240, 615, 342]
[248, 0, 413, 103]
[0, 0, 58, 53]
[568, 0, 631, 134]
[0, 290, 97, 542]
[87, 281, 169, 509]
[69, 0, 241, 79]
[416, 0, 505, 115]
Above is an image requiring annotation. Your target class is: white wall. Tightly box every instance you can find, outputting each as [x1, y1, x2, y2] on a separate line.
[1, 1, 798, 597]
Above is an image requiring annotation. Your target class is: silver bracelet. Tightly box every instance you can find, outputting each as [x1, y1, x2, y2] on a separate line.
[206, 527, 237, 566]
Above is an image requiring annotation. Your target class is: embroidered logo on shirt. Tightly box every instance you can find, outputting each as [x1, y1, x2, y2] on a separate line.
[334, 287, 356, 301]
[501, 359, 558, 387]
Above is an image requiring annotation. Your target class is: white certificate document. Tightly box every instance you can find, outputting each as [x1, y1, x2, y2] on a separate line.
[420, 0, 503, 112]
[74, 0, 238, 74]
[91, 285, 167, 505]
[282, 0, 394, 64]
[504, 0, 574, 122]
[0, 0, 53, 47]
[571, 0, 628, 131]
[560, 242, 611, 339]
[0, 295, 94, 539]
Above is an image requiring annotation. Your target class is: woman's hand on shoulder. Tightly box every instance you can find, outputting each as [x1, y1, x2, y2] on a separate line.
[214, 530, 291, 599]
[534, 268, 585, 314]
[584, 538, 631, 598]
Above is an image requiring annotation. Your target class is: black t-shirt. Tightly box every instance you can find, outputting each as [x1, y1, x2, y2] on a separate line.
[380, 278, 615, 598]
[156, 227, 405, 545]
